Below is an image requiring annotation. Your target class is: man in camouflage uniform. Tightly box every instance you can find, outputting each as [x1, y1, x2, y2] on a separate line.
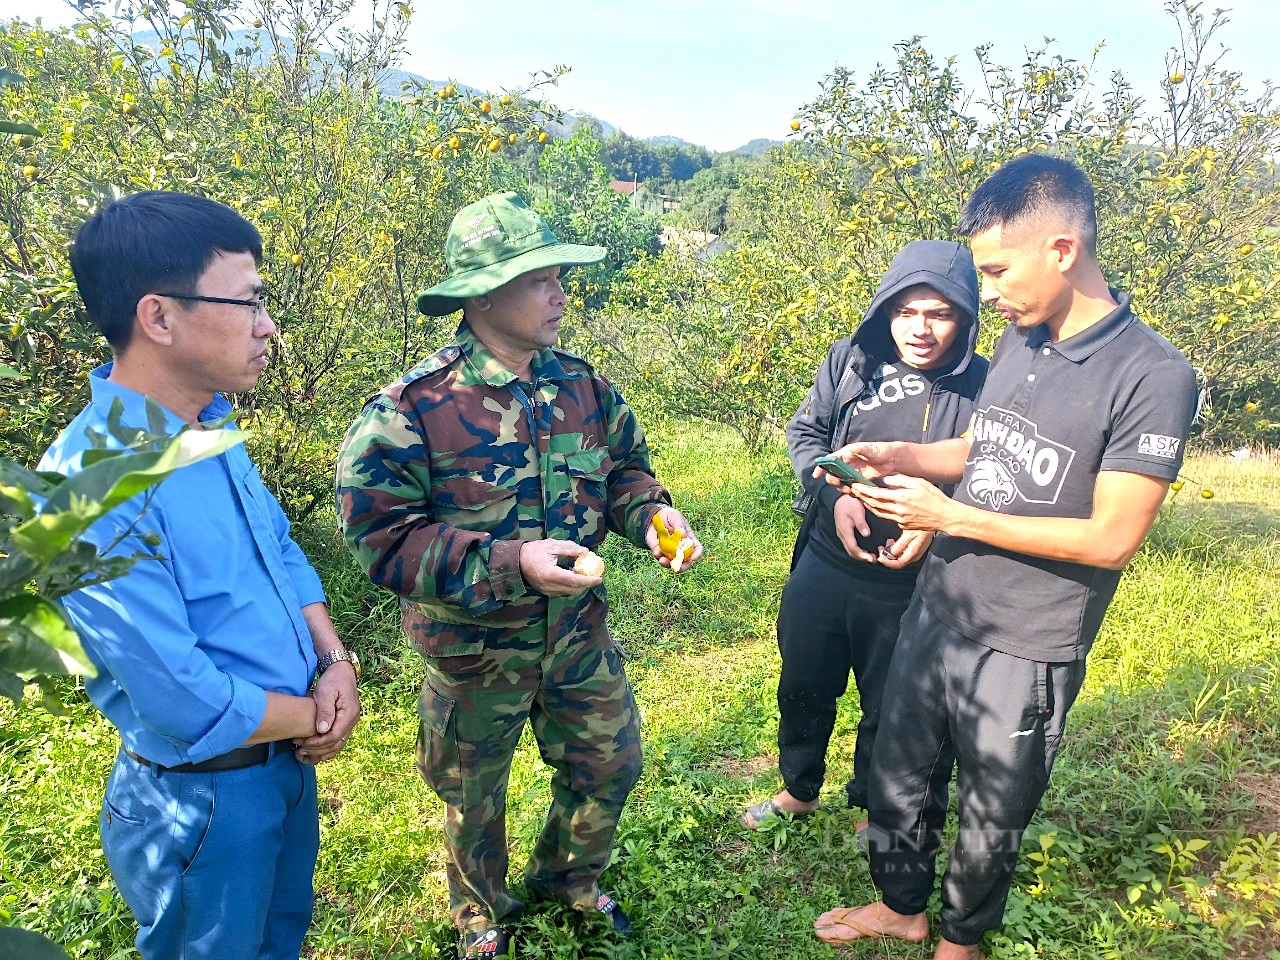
[336, 192, 702, 958]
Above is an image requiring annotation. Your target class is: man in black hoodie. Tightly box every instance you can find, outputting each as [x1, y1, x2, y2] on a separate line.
[742, 240, 988, 833]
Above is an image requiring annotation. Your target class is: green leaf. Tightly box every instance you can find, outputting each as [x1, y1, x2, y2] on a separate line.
[12, 428, 248, 563]
[1184, 837, 1211, 853]
[33, 675, 70, 715]
[0, 927, 73, 960]
[0, 364, 21, 379]
[145, 396, 171, 437]
[0, 594, 95, 676]
[0, 481, 37, 520]
[0, 120, 41, 137]
[0, 669, 25, 705]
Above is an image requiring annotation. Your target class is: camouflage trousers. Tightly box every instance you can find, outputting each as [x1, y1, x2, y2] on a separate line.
[415, 604, 643, 931]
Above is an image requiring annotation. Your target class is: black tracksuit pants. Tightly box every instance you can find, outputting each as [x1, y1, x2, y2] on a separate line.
[867, 595, 1086, 946]
[776, 547, 918, 807]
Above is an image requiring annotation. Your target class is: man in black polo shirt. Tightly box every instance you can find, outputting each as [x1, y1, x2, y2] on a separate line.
[811, 155, 1198, 958]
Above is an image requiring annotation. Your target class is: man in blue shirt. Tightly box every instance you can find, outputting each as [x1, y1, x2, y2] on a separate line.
[39, 191, 361, 960]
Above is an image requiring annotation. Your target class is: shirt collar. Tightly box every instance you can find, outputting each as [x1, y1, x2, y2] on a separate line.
[1030, 290, 1135, 363]
[88, 363, 233, 429]
[454, 322, 567, 387]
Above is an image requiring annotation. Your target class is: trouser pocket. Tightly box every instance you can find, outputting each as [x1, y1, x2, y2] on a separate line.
[417, 681, 464, 809]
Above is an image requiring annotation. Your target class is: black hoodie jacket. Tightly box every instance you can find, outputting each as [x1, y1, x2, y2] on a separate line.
[786, 240, 990, 567]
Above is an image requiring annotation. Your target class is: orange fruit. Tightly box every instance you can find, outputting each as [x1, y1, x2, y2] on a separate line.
[508, 133, 517, 144]
[1200, 488, 1214, 500]
[487, 138, 501, 152]
[480, 100, 491, 114]
[499, 94, 512, 105]
[573, 552, 605, 578]
[289, 253, 302, 266]
[537, 131, 549, 144]
[448, 135, 461, 150]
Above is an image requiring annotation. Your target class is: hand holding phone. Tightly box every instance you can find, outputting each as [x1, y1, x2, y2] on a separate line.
[813, 453, 873, 486]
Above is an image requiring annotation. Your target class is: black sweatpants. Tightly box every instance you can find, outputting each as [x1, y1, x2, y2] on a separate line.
[867, 596, 1086, 946]
[776, 547, 918, 806]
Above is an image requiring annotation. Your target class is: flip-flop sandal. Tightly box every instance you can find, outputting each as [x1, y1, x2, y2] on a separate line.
[741, 798, 815, 831]
[813, 906, 882, 944]
[813, 905, 937, 947]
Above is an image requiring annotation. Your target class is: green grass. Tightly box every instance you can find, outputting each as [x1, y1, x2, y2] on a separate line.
[2, 427, 1278, 959]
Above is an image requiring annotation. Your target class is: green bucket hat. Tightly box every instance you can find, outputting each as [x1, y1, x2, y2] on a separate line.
[416, 192, 607, 316]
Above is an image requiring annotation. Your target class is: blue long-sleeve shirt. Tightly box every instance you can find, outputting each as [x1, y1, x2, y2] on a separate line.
[38, 366, 326, 765]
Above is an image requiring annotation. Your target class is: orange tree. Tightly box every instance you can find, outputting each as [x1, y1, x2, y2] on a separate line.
[584, 1, 1278, 450]
[0, 0, 563, 515]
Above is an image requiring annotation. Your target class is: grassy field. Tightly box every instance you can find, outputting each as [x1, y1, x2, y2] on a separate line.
[2, 427, 1278, 959]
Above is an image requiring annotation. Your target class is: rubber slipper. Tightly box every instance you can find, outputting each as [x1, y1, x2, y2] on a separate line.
[813, 905, 929, 946]
[813, 906, 882, 944]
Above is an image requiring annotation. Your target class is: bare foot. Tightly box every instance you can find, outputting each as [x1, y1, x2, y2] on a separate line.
[741, 790, 818, 830]
[934, 940, 984, 960]
[813, 900, 928, 945]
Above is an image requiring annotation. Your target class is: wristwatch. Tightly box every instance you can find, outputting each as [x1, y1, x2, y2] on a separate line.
[316, 648, 361, 681]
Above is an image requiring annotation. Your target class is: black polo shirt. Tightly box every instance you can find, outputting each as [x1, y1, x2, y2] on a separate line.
[921, 292, 1198, 661]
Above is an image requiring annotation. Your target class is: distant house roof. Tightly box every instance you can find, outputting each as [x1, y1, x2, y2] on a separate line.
[609, 180, 638, 195]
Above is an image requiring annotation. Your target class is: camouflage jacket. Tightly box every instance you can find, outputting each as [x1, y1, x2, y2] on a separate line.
[336, 322, 671, 654]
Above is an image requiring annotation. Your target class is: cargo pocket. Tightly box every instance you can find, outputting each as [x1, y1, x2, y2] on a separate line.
[560, 448, 612, 541]
[416, 682, 464, 809]
[428, 480, 517, 532]
[404, 604, 488, 659]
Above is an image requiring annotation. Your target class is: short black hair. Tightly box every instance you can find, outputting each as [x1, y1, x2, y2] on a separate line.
[69, 191, 263, 351]
[957, 154, 1098, 254]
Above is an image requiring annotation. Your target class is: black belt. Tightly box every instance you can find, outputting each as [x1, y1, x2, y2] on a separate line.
[124, 739, 296, 773]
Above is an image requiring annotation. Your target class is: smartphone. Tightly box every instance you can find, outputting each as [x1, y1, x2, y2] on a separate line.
[813, 454, 873, 486]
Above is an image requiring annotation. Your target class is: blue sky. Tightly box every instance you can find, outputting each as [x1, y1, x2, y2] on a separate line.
[2, 0, 1277, 151]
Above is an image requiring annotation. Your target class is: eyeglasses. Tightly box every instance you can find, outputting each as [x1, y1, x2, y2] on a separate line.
[156, 292, 270, 322]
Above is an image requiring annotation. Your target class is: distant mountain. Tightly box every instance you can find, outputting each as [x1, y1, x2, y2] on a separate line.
[647, 135, 698, 148]
[732, 137, 785, 157]
[129, 30, 738, 152]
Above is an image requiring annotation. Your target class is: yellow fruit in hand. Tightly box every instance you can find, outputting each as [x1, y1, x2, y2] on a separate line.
[290, 253, 302, 266]
[790, 120, 800, 131]
[1200, 488, 1214, 500]
[573, 552, 605, 578]
[1170, 480, 1184, 492]
[448, 135, 461, 150]
[652, 514, 695, 572]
